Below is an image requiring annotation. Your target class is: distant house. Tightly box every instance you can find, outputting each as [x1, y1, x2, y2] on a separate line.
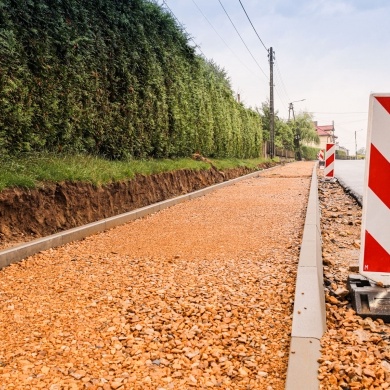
[313, 121, 337, 150]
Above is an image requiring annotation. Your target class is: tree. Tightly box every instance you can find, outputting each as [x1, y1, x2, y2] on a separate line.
[291, 112, 320, 144]
[257, 101, 294, 150]
[357, 147, 366, 155]
[288, 112, 319, 160]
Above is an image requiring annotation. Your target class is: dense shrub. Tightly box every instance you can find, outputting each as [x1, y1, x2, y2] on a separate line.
[301, 145, 319, 160]
[0, 0, 262, 159]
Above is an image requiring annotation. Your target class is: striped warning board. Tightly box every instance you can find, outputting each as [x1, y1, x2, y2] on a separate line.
[360, 94, 390, 285]
[317, 149, 324, 160]
[324, 143, 335, 179]
[317, 149, 325, 169]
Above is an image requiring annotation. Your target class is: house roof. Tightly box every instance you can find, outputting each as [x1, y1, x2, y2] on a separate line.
[317, 125, 334, 132]
[315, 123, 338, 138]
[316, 127, 331, 136]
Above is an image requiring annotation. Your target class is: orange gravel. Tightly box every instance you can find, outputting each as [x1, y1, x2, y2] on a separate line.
[0, 161, 314, 390]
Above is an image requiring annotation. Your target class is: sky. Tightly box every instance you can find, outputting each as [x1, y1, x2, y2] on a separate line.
[158, 0, 390, 154]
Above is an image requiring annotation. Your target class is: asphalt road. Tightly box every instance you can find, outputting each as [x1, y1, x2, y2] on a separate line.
[334, 159, 365, 200]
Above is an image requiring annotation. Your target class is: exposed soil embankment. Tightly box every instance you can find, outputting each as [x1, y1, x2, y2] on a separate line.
[0, 164, 276, 249]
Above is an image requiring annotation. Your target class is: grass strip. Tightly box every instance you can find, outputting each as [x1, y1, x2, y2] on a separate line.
[0, 153, 272, 191]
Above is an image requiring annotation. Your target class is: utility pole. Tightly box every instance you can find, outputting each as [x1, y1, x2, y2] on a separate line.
[355, 130, 357, 159]
[268, 47, 275, 159]
[288, 99, 305, 161]
[288, 102, 296, 122]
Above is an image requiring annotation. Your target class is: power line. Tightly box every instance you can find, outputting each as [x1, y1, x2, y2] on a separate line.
[238, 0, 268, 52]
[274, 59, 291, 104]
[217, 0, 268, 80]
[239, 0, 289, 106]
[272, 73, 289, 111]
[235, 2, 292, 112]
[335, 119, 367, 125]
[190, 0, 264, 85]
[161, 0, 206, 57]
[312, 111, 367, 115]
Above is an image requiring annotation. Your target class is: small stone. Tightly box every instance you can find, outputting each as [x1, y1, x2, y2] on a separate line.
[363, 368, 376, 378]
[70, 370, 86, 380]
[326, 295, 339, 305]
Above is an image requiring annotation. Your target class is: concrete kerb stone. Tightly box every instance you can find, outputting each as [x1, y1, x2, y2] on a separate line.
[0, 166, 282, 269]
[285, 165, 326, 390]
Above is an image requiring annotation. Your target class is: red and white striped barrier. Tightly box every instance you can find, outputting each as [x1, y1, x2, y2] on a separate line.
[324, 143, 336, 179]
[317, 149, 325, 169]
[360, 94, 390, 286]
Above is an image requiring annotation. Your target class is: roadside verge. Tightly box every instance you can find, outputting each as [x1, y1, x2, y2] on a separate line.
[0, 167, 276, 269]
[285, 166, 326, 389]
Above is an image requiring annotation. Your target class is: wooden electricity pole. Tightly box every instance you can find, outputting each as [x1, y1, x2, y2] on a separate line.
[269, 47, 275, 159]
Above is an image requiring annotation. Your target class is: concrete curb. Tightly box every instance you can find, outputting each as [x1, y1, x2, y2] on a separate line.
[0, 167, 279, 269]
[285, 166, 326, 390]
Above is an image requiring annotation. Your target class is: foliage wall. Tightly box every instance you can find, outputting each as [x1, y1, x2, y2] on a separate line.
[301, 145, 319, 161]
[0, 0, 262, 159]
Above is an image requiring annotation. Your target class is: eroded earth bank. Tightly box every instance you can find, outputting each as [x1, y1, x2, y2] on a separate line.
[0, 163, 277, 251]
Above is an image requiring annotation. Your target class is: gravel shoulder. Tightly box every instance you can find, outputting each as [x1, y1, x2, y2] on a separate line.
[318, 179, 390, 390]
[0, 161, 314, 390]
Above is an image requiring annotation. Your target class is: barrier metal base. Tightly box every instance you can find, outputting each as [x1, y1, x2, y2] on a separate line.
[347, 274, 390, 323]
[321, 177, 337, 183]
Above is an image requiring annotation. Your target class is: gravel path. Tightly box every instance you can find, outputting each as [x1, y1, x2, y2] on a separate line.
[0, 162, 314, 390]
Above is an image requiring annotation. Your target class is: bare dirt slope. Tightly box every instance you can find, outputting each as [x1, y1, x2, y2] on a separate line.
[0, 164, 277, 250]
[0, 161, 314, 390]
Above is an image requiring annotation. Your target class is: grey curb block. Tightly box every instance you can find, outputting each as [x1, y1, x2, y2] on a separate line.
[0, 166, 281, 269]
[285, 166, 326, 390]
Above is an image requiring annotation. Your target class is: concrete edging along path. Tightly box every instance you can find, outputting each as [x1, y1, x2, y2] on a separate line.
[286, 166, 326, 389]
[0, 166, 280, 269]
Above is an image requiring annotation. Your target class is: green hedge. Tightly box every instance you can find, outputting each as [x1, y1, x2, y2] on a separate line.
[0, 0, 262, 159]
[300, 145, 319, 160]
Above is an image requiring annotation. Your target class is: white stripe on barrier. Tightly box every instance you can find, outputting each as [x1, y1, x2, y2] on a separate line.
[365, 188, 390, 255]
[371, 101, 390, 157]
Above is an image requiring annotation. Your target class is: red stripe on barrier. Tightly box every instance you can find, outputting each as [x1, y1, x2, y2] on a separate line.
[376, 96, 390, 114]
[363, 231, 390, 272]
[325, 170, 334, 177]
[326, 153, 335, 166]
[368, 144, 390, 209]
[326, 144, 333, 152]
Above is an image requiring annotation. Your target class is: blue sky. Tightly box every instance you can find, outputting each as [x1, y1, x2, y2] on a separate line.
[158, 0, 390, 154]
